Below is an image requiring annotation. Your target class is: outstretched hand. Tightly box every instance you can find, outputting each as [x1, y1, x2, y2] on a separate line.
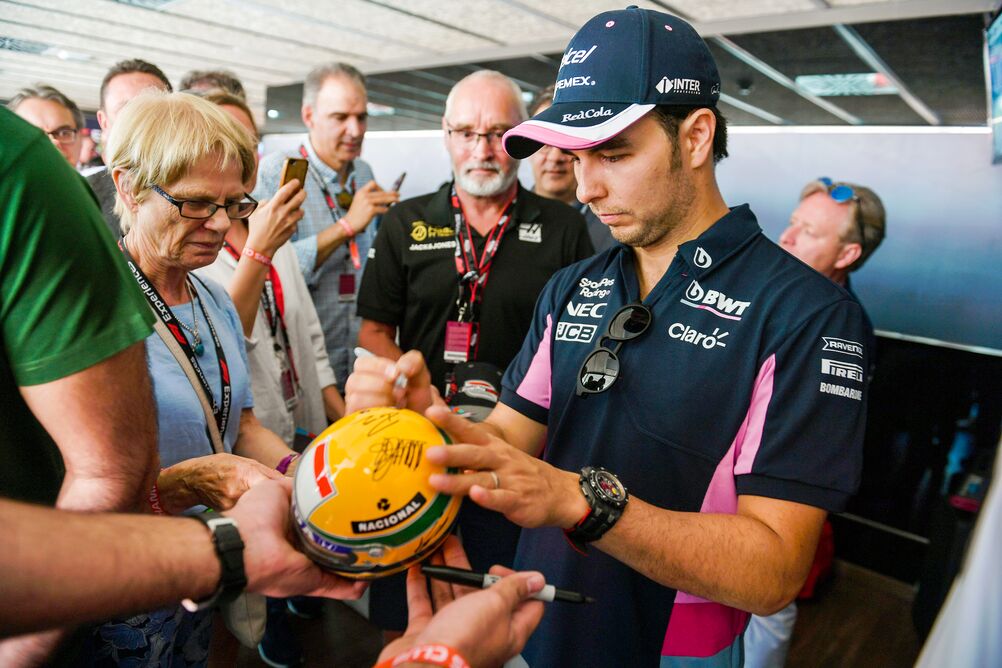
[422, 404, 586, 531]
[227, 478, 367, 600]
[344, 349, 436, 415]
[378, 536, 546, 668]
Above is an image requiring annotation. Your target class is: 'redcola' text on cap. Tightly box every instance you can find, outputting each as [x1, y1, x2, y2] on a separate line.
[503, 6, 721, 159]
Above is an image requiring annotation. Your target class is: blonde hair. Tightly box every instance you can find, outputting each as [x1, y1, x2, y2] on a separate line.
[193, 88, 258, 139]
[106, 90, 257, 231]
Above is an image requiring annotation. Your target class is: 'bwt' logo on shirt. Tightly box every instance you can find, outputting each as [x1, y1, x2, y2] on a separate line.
[680, 281, 751, 321]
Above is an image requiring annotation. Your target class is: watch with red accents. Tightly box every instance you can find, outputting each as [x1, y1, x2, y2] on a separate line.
[564, 466, 629, 553]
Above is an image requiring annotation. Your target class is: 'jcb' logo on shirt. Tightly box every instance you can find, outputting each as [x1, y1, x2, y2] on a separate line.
[410, 221, 452, 242]
[555, 321, 597, 343]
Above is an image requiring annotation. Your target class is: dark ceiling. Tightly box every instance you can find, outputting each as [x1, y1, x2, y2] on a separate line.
[263, 13, 991, 133]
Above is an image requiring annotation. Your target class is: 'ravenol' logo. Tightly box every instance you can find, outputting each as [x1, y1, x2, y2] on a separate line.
[822, 337, 864, 358]
[680, 281, 751, 320]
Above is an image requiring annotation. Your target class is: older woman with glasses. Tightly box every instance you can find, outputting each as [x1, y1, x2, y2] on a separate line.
[86, 91, 312, 666]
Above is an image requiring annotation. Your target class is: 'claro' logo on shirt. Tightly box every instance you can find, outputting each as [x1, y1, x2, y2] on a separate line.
[410, 221, 453, 243]
[680, 281, 751, 321]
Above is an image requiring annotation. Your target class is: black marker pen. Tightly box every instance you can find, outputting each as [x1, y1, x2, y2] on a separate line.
[421, 565, 594, 604]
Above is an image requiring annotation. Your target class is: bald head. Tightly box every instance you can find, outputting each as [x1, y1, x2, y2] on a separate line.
[444, 70, 527, 123]
[442, 71, 527, 199]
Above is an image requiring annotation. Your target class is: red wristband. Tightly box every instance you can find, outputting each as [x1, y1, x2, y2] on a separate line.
[276, 453, 299, 475]
[243, 246, 272, 267]
[338, 217, 356, 238]
[148, 481, 166, 515]
[374, 644, 471, 668]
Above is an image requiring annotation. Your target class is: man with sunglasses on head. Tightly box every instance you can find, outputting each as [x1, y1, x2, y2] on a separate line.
[356, 69, 592, 635]
[744, 178, 885, 668]
[254, 62, 399, 394]
[779, 178, 886, 358]
[347, 8, 870, 667]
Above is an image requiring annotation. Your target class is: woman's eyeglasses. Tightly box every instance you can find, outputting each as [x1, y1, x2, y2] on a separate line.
[576, 303, 653, 396]
[152, 185, 258, 220]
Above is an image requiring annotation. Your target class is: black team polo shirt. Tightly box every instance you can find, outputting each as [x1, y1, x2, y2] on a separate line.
[357, 181, 594, 394]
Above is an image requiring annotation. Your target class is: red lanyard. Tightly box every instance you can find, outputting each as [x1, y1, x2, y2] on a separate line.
[450, 184, 517, 323]
[222, 242, 299, 384]
[298, 145, 360, 270]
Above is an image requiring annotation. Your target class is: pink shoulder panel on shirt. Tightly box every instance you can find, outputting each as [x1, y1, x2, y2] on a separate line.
[514, 314, 553, 410]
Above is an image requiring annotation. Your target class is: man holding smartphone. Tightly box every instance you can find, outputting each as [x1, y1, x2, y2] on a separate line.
[254, 62, 399, 392]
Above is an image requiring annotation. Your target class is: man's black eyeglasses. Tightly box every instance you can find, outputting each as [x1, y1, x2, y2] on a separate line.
[576, 303, 652, 396]
[152, 185, 258, 220]
[817, 177, 865, 245]
[446, 126, 510, 147]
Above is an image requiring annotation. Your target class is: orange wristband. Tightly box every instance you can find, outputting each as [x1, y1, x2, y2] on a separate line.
[243, 246, 272, 267]
[374, 644, 471, 668]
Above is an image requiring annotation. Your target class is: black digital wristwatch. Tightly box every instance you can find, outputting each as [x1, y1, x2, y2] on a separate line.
[181, 513, 247, 612]
[564, 466, 629, 554]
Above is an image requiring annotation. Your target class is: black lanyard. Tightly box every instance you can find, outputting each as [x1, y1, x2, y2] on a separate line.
[450, 183, 517, 323]
[119, 239, 232, 440]
[298, 145, 360, 270]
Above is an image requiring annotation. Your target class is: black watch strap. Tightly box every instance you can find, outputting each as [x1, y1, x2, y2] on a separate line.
[181, 513, 247, 612]
[564, 466, 628, 554]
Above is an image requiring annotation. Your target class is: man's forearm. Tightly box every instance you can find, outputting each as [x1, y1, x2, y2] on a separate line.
[0, 501, 218, 638]
[358, 322, 403, 360]
[313, 224, 351, 268]
[593, 496, 825, 615]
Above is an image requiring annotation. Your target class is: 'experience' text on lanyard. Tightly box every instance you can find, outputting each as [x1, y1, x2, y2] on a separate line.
[298, 145, 360, 271]
[119, 239, 233, 441]
[444, 184, 516, 363]
[222, 242, 300, 398]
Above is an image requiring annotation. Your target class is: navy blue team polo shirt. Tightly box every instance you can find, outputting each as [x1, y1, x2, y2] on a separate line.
[500, 204, 868, 668]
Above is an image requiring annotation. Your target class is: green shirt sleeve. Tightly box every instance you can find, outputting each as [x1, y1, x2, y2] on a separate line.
[0, 109, 154, 386]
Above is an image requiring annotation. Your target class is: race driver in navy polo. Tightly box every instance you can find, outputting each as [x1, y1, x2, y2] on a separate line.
[346, 7, 868, 667]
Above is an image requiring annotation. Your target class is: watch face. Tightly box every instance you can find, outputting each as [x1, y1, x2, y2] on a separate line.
[593, 470, 627, 504]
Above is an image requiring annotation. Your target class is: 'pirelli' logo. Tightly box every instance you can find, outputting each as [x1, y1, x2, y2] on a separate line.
[821, 359, 863, 383]
[821, 337, 863, 358]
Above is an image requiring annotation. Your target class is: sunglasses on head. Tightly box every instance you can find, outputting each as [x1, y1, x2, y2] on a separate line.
[817, 177, 865, 244]
[576, 303, 653, 396]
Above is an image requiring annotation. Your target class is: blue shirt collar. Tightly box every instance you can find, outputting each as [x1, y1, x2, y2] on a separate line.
[676, 204, 761, 280]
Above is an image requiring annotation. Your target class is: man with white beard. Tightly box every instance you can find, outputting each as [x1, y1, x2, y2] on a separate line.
[356, 69, 592, 632]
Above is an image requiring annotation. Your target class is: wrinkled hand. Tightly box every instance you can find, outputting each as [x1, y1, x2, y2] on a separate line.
[378, 535, 545, 668]
[342, 180, 398, 234]
[158, 453, 283, 513]
[423, 405, 586, 530]
[344, 349, 436, 415]
[227, 478, 367, 600]
[246, 179, 306, 256]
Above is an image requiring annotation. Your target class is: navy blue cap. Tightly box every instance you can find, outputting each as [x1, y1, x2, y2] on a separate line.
[504, 6, 721, 159]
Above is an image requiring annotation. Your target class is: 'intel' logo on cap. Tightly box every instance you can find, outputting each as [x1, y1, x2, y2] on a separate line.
[561, 45, 598, 66]
[655, 77, 701, 95]
[562, 107, 615, 122]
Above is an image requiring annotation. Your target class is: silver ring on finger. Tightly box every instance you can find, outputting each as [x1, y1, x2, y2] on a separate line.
[488, 470, 501, 490]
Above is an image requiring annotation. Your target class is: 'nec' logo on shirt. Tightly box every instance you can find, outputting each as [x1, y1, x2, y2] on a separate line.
[565, 302, 607, 318]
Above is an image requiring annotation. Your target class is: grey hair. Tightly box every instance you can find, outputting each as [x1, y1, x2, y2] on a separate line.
[302, 62, 366, 107]
[7, 84, 85, 130]
[444, 70, 527, 122]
